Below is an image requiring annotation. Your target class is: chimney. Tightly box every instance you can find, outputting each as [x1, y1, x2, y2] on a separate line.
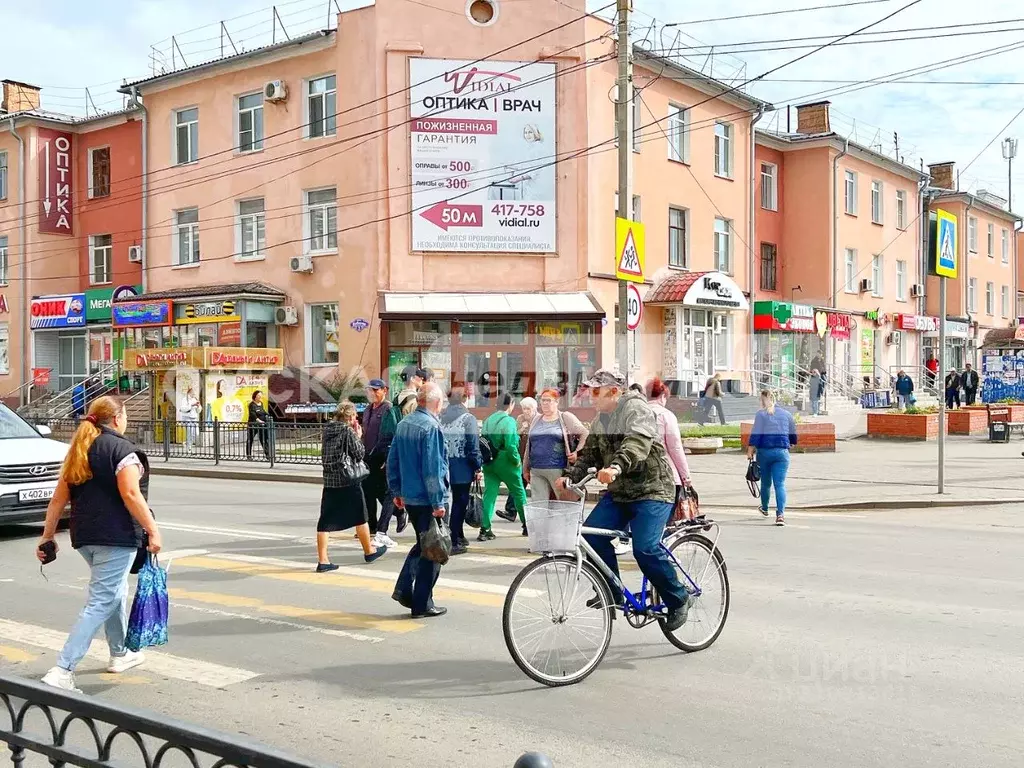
[1, 80, 41, 114]
[795, 100, 831, 135]
[928, 162, 956, 191]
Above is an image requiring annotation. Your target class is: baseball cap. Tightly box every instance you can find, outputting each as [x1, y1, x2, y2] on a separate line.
[366, 378, 387, 390]
[582, 369, 626, 389]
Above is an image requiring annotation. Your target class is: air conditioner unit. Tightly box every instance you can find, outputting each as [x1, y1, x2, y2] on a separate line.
[128, 245, 142, 263]
[289, 253, 314, 273]
[910, 283, 925, 298]
[887, 331, 903, 345]
[275, 306, 299, 326]
[264, 80, 288, 102]
[859, 278, 874, 294]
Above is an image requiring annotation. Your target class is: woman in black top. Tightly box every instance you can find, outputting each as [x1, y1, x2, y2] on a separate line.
[316, 401, 388, 572]
[35, 395, 162, 693]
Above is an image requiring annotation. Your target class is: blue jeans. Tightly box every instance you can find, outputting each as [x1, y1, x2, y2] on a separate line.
[394, 506, 443, 614]
[57, 545, 136, 671]
[810, 396, 820, 416]
[582, 494, 688, 610]
[757, 448, 791, 516]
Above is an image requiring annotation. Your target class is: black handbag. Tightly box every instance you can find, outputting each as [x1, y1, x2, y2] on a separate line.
[465, 480, 484, 529]
[745, 459, 761, 498]
[339, 453, 370, 486]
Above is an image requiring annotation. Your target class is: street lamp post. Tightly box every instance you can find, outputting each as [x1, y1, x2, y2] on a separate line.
[1003, 137, 1018, 322]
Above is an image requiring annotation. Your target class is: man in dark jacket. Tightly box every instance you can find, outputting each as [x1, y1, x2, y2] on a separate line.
[962, 363, 980, 406]
[440, 383, 483, 555]
[556, 369, 691, 632]
[362, 379, 404, 545]
[894, 370, 915, 410]
[247, 391, 270, 460]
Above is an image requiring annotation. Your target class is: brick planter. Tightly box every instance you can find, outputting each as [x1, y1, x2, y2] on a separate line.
[866, 412, 945, 440]
[948, 407, 988, 435]
[987, 403, 1024, 422]
[740, 420, 836, 452]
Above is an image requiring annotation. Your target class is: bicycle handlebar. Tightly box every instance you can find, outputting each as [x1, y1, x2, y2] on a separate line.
[564, 468, 598, 498]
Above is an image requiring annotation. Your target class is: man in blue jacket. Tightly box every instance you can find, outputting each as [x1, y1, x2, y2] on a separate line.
[440, 382, 483, 555]
[388, 382, 450, 618]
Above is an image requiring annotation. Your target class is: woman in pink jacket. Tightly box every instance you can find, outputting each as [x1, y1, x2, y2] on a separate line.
[645, 377, 691, 490]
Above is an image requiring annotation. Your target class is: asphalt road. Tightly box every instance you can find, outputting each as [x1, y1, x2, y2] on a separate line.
[1, 476, 1022, 767]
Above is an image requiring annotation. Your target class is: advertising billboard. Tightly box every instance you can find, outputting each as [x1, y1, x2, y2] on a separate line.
[409, 58, 556, 253]
[30, 294, 86, 329]
[37, 128, 74, 235]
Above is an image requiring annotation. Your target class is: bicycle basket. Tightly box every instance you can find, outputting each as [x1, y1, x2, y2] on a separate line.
[525, 500, 584, 554]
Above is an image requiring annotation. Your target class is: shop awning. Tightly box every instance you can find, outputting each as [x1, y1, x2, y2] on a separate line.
[982, 326, 1024, 347]
[113, 281, 286, 303]
[645, 271, 749, 311]
[380, 292, 605, 320]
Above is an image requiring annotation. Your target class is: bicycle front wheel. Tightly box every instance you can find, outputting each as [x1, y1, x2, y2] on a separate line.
[658, 533, 730, 652]
[503, 555, 614, 687]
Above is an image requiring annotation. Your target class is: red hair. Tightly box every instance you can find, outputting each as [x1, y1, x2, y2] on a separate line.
[645, 377, 669, 400]
[539, 388, 561, 401]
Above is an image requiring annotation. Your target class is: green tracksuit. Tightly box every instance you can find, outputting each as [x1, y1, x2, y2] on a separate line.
[481, 410, 528, 530]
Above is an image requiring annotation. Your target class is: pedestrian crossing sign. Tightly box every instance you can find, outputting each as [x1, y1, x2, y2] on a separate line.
[929, 209, 958, 279]
[615, 217, 646, 283]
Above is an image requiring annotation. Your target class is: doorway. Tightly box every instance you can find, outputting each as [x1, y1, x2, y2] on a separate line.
[58, 333, 87, 392]
[461, 348, 530, 412]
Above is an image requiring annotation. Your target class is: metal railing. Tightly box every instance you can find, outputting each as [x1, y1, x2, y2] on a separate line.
[16, 363, 127, 422]
[1, 674, 550, 766]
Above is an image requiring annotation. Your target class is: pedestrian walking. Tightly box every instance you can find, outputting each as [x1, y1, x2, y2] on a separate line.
[36, 396, 162, 692]
[894, 370, 915, 410]
[697, 374, 727, 426]
[72, 380, 87, 418]
[962, 363, 980, 406]
[178, 386, 200, 454]
[316, 401, 387, 572]
[393, 366, 426, 418]
[748, 390, 798, 527]
[388, 383, 450, 619]
[361, 379, 406, 548]
[925, 354, 939, 391]
[246, 391, 270, 460]
[502, 397, 537, 522]
[808, 368, 823, 416]
[523, 388, 589, 502]
[945, 368, 962, 410]
[646, 377, 691, 491]
[479, 393, 528, 540]
[439, 382, 483, 555]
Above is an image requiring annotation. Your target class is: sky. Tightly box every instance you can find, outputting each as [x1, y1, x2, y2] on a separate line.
[3, 0, 1024, 204]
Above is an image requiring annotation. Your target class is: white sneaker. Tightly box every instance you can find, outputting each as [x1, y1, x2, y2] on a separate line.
[612, 539, 631, 557]
[41, 666, 81, 692]
[107, 650, 146, 674]
[375, 533, 397, 548]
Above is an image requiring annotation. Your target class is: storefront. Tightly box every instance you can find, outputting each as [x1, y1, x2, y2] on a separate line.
[30, 293, 87, 393]
[923, 318, 972, 372]
[84, 284, 142, 380]
[980, 328, 1024, 401]
[379, 292, 604, 415]
[752, 301, 823, 388]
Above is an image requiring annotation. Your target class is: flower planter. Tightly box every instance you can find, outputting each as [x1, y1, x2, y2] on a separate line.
[987, 403, 1024, 422]
[682, 437, 723, 455]
[740, 420, 836, 453]
[866, 412, 945, 440]
[947, 408, 988, 435]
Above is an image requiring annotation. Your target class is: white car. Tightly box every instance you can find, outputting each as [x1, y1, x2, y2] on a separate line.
[0, 404, 68, 525]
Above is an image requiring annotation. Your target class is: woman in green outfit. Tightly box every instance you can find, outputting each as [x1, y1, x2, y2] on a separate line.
[479, 393, 529, 541]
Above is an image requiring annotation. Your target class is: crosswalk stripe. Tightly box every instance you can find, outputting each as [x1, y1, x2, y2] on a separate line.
[168, 601, 385, 644]
[0, 619, 258, 688]
[0, 644, 37, 663]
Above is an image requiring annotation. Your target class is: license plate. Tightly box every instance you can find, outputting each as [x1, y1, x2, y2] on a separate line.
[19, 487, 55, 503]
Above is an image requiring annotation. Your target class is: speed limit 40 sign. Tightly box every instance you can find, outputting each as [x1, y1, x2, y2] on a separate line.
[626, 283, 643, 331]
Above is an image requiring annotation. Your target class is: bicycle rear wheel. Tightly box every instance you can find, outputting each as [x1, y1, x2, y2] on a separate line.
[503, 555, 614, 687]
[657, 533, 729, 652]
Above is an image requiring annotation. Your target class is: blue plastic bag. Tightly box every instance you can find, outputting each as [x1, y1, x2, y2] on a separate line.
[126, 556, 168, 652]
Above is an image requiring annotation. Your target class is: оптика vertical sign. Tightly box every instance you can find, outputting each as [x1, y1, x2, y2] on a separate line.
[37, 128, 74, 235]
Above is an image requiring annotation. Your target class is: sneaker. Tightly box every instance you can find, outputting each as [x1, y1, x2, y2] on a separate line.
[775, 515, 786, 527]
[41, 666, 81, 693]
[364, 545, 388, 563]
[662, 593, 692, 632]
[612, 539, 631, 557]
[495, 506, 518, 523]
[759, 507, 770, 517]
[107, 650, 145, 674]
[316, 563, 340, 573]
[521, 524, 528, 537]
[376, 533, 398, 548]
[451, 543, 469, 556]
[477, 528, 496, 542]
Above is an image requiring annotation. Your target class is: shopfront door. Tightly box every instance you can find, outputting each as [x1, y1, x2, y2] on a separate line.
[461, 348, 530, 412]
[58, 333, 87, 392]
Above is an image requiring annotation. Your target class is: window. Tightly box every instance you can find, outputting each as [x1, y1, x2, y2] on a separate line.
[237, 92, 264, 152]
[896, 259, 907, 301]
[0, 152, 6, 200]
[844, 171, 857, 215]
[88, 147, 110, 199]
[714, 122, 733, 177]
[896, 190, 906, 230]
[844, 248, 857, 292]
[987, 223, 995, 258]
[174, 208, 200, 266]
[1002, 285, 1010, 317]
[305, 188, 337, 253]
[760, 163, 777, 211]
[760, 243, 778, 291]
[714, 315, 732, 370]
[986, 281, 995, 315]
[307, 75, 337, 138]
[174, 108, 199, 165]
[668, 207, 687, 268]
[0, 236, 7, 285]
[968, 216, 978, 253]
[667, 104, 687, 162]
[871, 180, 883, 224]
[237, 199, 266, 260]
[871, 254, 883, 296]
[308, 303, 340, 365]
[89, 234, 113, 284]
[713, 217, 732, 272]
[631, 86, 641, 152]
[1002, 229, 1010, 263]
[968, 277, 977, 312]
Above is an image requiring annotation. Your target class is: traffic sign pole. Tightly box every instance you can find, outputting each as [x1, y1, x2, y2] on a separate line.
[938, 279, 946, 494]
[614, 0, 632, 380]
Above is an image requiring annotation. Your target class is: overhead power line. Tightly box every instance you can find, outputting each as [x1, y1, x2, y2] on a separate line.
[665, 0, 897, 26]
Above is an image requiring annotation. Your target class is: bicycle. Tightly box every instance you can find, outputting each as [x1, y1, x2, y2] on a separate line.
[502, 471, 730, 687]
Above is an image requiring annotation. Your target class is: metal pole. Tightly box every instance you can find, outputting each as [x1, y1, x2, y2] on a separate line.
[615, 0, 632, 378]
[938, 279, 946, 494]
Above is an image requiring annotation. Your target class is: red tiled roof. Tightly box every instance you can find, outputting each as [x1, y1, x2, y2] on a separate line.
[645, 271, 709, 304]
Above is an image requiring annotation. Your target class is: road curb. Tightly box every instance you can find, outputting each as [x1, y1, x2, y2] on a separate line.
[150, 465, 322, 484]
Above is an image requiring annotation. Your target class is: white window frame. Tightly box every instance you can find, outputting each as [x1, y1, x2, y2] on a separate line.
[87, 146, 111, 199]
[1002, 285, 1010, 317]
[760, 162, 777, 211]
[0, 151, 7, 200]
[89, 234, 113, 285]
[667, 104, 688, 163]
[968, 277, 978, 312]
[986, 281, 995, 315]
[713, 217, 732, 273]
[968, 216, 978, 253]
[844, 248, 857, 292]
[1002, 228, 1010, 264]
[896, 190, 906, 230]
[896, 259, 907, 301]
[713, 315, 733, 371]
[714, 122, 733, 178]
[844, 171, 858, 215]
[306, 74, 337, 139]
[237, 91, 265, 153]
[174, 107, 199, 165]
[236, 198, 266, 261]
[871, 254, 883, 297]
[870, 180, 883, 224]
[304, 187, 338, 255]
[668, 206, 688, 268]
[174, 208, 200, 267]
[0, 235, 8, 285]
[306, 302, 340, 367]
[987, 223, 995, 258]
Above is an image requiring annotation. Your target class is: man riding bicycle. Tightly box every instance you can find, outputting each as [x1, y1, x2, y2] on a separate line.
[556, 369, 691, 631]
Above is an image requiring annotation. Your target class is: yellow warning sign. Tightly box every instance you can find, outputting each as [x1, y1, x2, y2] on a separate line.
[615, 217, 646, 283]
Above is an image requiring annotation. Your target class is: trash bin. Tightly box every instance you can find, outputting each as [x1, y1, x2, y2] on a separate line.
[990, 421, 1010, 442]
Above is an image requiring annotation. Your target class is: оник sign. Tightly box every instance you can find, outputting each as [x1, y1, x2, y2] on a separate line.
[37, 128, 73, 235]
[204, 347, 284, 371]
[112, 301, 172, 328]
[30, 294, 85, 329]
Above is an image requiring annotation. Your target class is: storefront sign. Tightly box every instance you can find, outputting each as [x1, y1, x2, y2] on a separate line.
[37, 128, 73, 235]
[204, 347, 284, 371]
[925, 319, 970, 338]
[860, 328, 874, 370]
[218, 322, 241, 346]
[409, 58, 556, 254]
[864, 308, 890, 326]
[0, 295, 8, 314]
[753, 301, 815, 333]
[86, 284, 143, 322]
[112, 300, 172, 328]
[894, 314, 939, 332]
[30, 294, 85, 329]
[179, 300, 238, 324]
[682, 272, 749, 310]
[123, 348, 203, 371]
[32, 368, 50, 386]
[814, 310, 853, 341]
[205, 373, 268, 423]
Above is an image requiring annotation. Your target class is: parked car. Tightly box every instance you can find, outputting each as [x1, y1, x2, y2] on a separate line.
[0, 404, 69, 525]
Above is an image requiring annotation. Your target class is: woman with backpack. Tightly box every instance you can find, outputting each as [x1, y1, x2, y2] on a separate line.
[478, 393, 528, 540]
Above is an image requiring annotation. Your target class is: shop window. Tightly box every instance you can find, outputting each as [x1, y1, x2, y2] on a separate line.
[237, 92, 264, 153]
[760, 243, 777, 291]
[713, 315, 732, 370]
[308, 303, 339, 365]
[90, 234, 113, 285]
[535, 331, 597, 407]
[460, 322, 527, 345]
[305, 188, 337, 254]
[88, 147, 110, 198]
[0, 323, 8, 375]
[175, 108, 199, 165]
[0, 235, 7, 285]
[246, 322, 269, 348]
[387, 321, 452, 347]
[307, 75, 337, 138]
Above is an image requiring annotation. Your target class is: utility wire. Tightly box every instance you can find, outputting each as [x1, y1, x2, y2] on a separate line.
[664, 0, 896, 26]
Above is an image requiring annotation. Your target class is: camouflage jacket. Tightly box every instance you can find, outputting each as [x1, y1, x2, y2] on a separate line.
[565, 391, 676, 503]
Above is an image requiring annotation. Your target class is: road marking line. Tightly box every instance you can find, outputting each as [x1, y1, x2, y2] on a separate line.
[169, 602, 384, 644]
[160, 523, 295, 541]
[0, 619, 258, 688]
[0, 644, 37, 662]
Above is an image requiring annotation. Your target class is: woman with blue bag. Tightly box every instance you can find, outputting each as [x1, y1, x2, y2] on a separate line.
[35, 396, 162, 693]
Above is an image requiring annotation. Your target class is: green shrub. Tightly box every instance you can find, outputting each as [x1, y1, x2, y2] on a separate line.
[681, 424, 740, 438]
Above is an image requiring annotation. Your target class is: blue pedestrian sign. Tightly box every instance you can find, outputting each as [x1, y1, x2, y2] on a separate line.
[929, 209, 958, 279]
